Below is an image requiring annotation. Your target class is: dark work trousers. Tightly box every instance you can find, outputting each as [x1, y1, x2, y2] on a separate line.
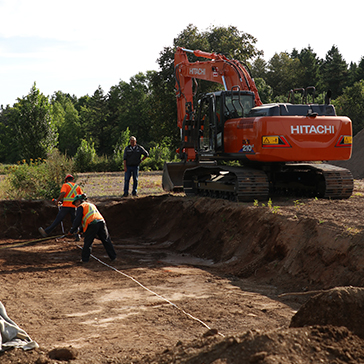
[45, 206, 76, 235]
[124, 165, 139, 195]
[82, 221, 116, 262]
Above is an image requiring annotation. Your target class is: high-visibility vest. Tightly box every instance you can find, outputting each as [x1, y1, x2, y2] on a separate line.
[62, 182, 83, 207]
[81, 202, 104, 232]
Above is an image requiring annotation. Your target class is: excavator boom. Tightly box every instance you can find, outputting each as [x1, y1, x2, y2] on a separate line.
[175, 47, 262, 130]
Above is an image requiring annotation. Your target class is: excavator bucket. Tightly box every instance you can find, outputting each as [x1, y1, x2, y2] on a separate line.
[162, 162, 198, 192]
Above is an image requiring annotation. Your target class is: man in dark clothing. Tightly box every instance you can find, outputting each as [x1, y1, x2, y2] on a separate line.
[123, 136, 149, 197]
[68, 194, 116, 263]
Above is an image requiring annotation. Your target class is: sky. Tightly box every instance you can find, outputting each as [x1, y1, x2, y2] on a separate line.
[0, 0, 362, 107]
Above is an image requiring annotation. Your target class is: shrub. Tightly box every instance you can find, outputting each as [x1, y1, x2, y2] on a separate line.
[5, 150, 75, 200]
[111, 128, 131, 171]
[74, 139, 97, 172]
[142, 142, 178, 171]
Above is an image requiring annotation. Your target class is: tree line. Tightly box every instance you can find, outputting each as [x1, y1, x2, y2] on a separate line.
[0, 24, 363, 167]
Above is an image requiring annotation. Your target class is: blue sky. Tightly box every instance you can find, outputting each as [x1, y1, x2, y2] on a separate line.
[0, 0, 362, 107]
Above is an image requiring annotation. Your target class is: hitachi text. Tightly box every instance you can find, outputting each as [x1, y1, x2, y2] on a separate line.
[291, 125, 335, 134]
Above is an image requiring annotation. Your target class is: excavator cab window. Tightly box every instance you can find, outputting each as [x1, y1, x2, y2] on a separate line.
[223, 92, 254, 119]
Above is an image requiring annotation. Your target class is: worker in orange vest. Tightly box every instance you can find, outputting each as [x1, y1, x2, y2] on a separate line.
[68, 194, 116, 263]
[38, 174, 83, 238]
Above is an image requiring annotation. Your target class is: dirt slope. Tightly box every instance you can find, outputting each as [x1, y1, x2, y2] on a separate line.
[1, 184, 364, 363]
[331, 127, 364, 179]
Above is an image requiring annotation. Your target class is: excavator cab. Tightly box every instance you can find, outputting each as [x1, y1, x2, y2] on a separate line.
[162, 89, 255, 192]
[196, 90, 255, 157]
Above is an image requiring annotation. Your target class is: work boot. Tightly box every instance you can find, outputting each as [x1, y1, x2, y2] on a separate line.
[122, 193, 128, 198]
[75, 234, 81, 242]
[38, 227, 47, 238]
[78, 259, 89, 264]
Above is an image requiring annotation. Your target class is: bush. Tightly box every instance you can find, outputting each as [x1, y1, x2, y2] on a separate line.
[0, 164, 18, 175]
[92, 154, 119, 172]
[142, 142, 178, 171]
[5, 150, 75, 200]
[72, 131, 130, 172]
[74, 139, 97, 172]
[111, 128, 131, 171]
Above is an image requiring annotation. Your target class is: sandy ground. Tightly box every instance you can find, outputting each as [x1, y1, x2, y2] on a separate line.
[1, 172, 364, 363]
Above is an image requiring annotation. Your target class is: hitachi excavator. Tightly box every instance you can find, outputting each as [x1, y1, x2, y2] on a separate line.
[162, 47, 353, 201]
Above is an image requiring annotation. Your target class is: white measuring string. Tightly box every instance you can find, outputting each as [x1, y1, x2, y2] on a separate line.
[65, 239, 225, 337]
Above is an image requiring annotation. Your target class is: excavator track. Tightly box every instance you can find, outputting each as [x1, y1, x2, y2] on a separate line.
[276, 163, 354, 199]
[181, 163, 353, 202]
[319, 164, 354, 199]
[183, 165, 269, 202]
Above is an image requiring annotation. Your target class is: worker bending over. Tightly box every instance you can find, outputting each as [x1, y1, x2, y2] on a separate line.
[68, 194, 116, 263]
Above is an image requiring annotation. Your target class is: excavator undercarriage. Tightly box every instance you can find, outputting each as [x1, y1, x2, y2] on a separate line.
[164, 162, 353, 202]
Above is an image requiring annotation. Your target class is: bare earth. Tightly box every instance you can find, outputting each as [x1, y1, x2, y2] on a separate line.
[2, 171, 364, 363]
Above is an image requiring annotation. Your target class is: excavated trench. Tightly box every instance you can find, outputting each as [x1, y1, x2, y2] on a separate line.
[3, 194, 364, 363]
[1, 194, 364, 290]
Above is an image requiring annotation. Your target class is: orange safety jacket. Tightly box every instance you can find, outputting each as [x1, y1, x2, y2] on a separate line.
[80, 202, 104, 232]
[62, 182, 83, 207]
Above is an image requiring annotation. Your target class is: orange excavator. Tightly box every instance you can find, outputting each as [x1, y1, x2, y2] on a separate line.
[162, 47, 353, 201]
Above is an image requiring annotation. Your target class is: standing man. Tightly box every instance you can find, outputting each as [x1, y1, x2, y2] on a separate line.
[123, 136, 149, 197]
[39, 174, 83, 238]
[68, 194, 116, 263]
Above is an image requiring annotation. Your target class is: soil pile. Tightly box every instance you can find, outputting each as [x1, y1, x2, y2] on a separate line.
[331, 127, 364, 178]
[136, 325, 364, 364]
[290, 286, 364, 339]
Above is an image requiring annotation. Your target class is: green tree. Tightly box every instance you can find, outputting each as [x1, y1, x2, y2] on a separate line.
[295, 46, 321, 91]
[251, 57, 268, 79]
[320, 46, 348, 98]
[51, 91, 81, 156]
[254, 78, 273, 104]
[334, 80, 364, 135]
[74, 94, 91, 114]
[147, 70, 178, 146]
[107, 73, 153, 147]
[348, 62, 358, 87]
[79, 86, 109, 155]
[12, 83, 57, 160]
[348, 57, 364, 85]
[0, 105, 21, 163]
[266, 52, 301, 98]
[205, 25, 263, 62]
[357, 57, 364, 81]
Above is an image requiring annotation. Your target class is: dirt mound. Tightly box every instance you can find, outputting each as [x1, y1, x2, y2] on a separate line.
[290, 286, 364, 339]
[135, 325, 364, 364]
[331, 127, 364, 178]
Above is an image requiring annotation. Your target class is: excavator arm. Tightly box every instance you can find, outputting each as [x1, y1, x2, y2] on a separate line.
[174, 47, 262, 129]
